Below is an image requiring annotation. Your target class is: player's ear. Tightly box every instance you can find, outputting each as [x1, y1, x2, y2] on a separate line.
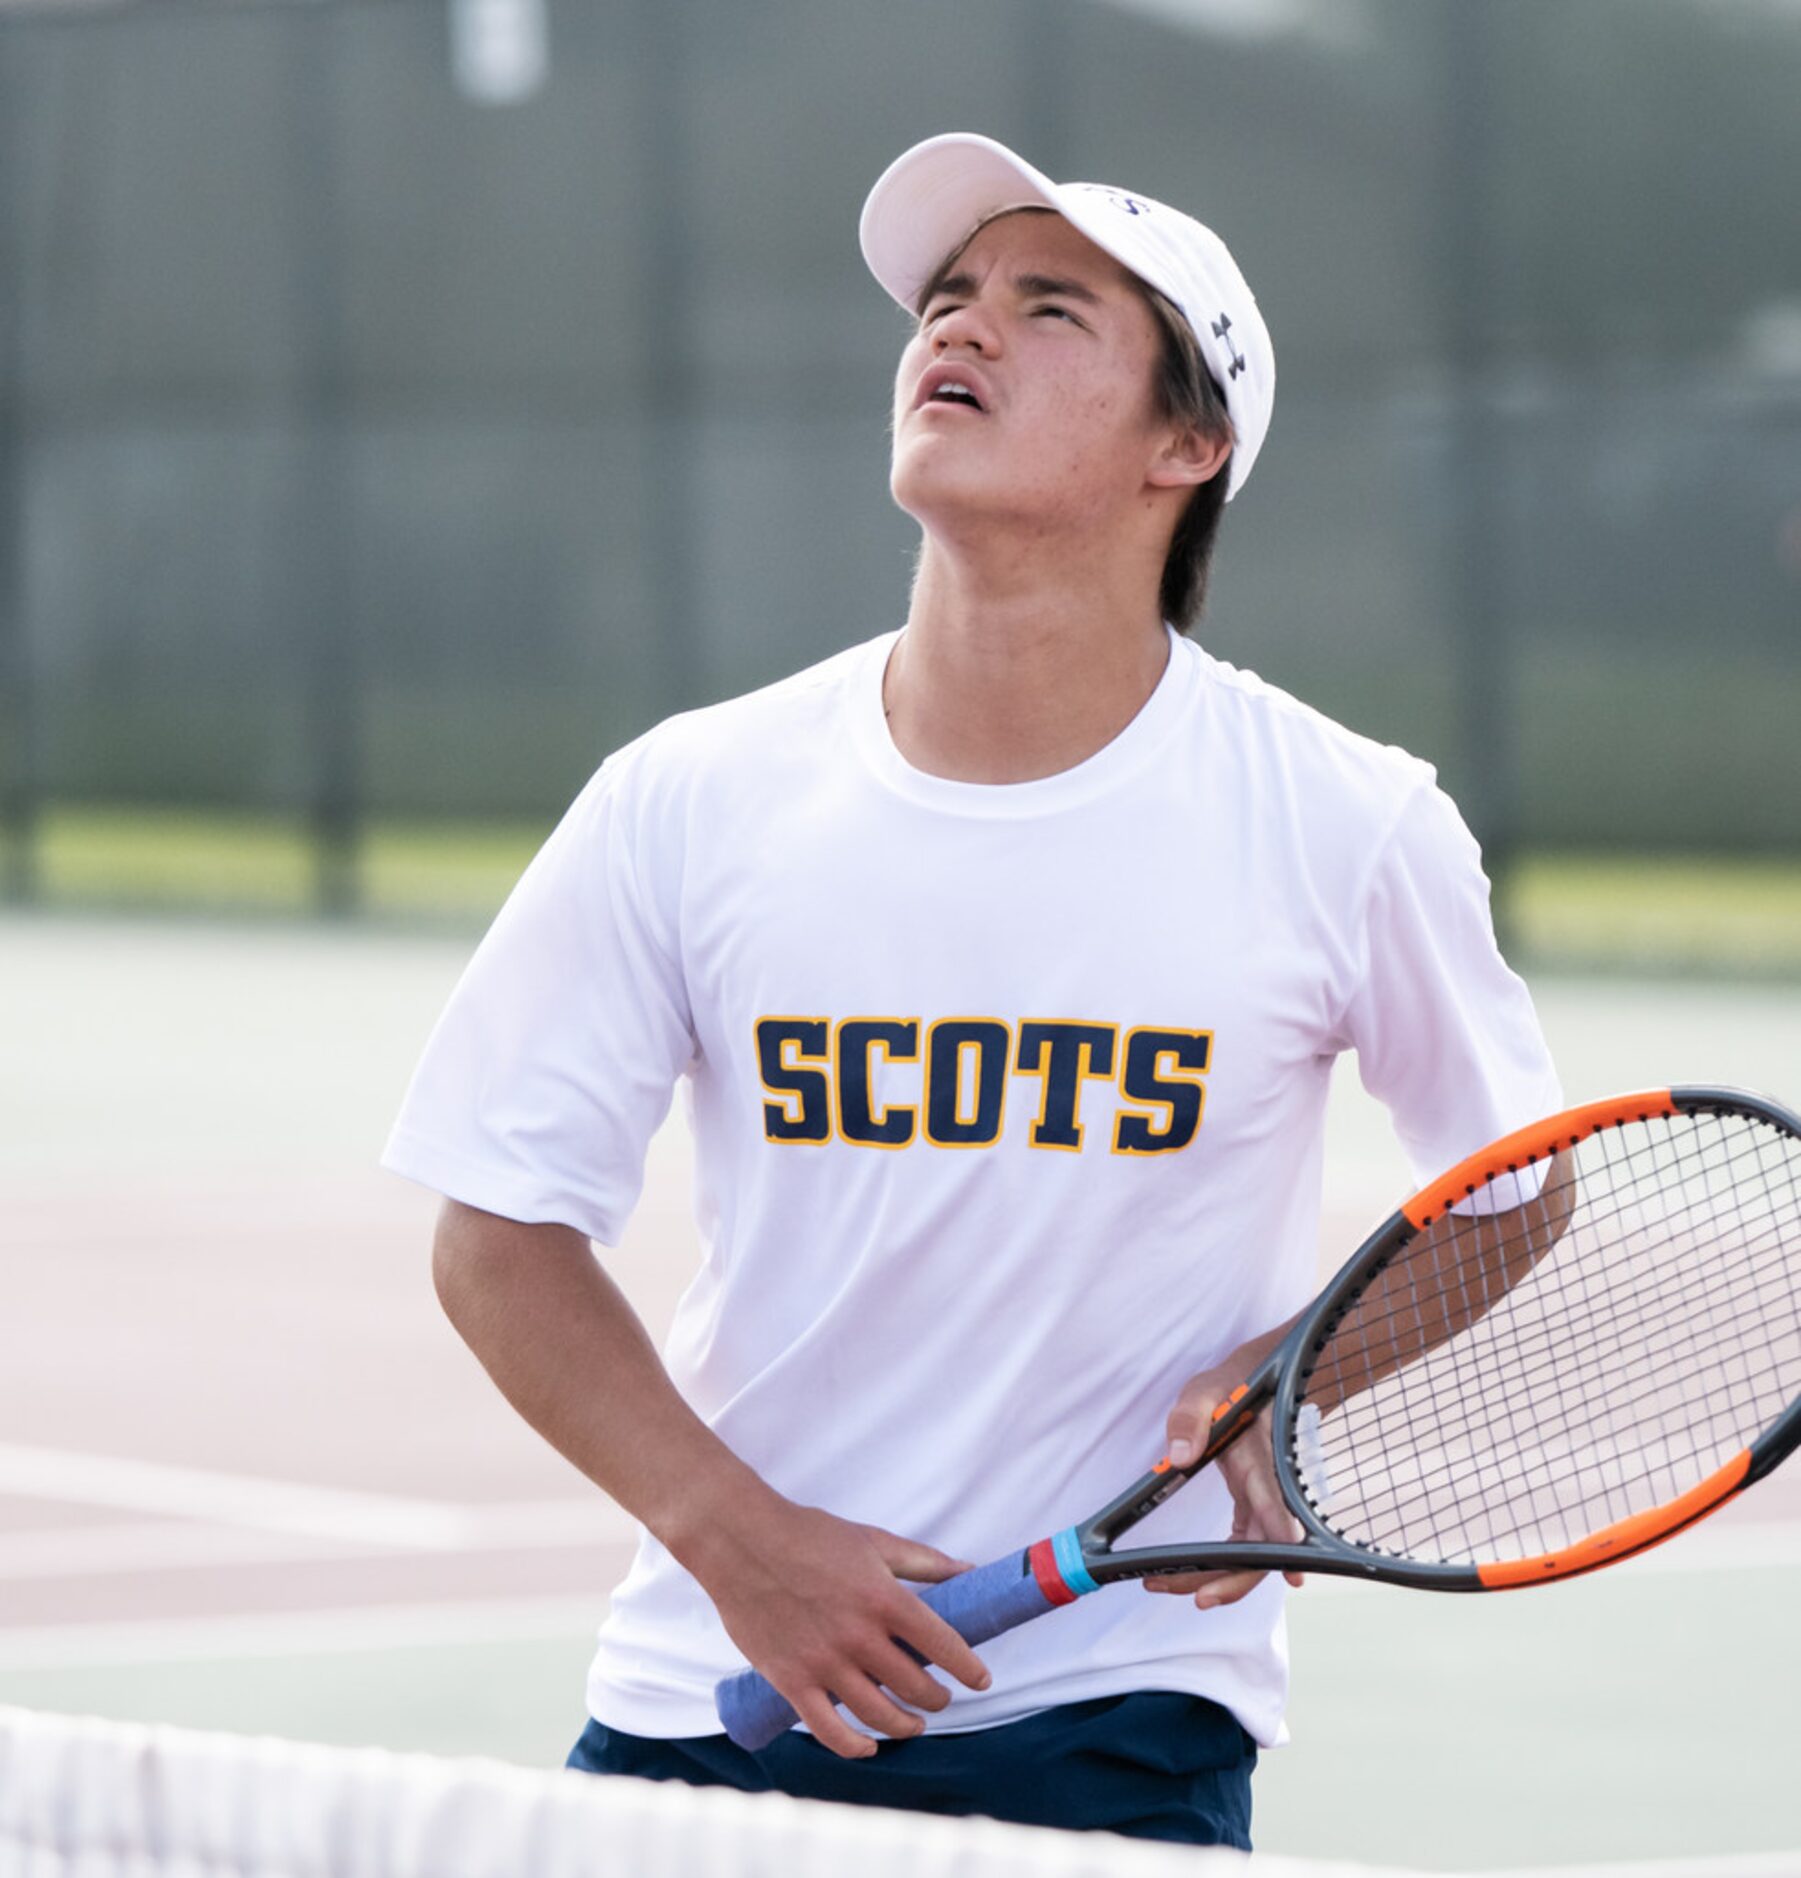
[1146, 421, 1232, 492]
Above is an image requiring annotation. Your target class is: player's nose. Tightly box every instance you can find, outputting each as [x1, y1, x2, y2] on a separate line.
[930, 297, 1001, 357]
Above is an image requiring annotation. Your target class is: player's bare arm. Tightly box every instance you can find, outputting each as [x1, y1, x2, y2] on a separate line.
[429, 1200, 990, 1757]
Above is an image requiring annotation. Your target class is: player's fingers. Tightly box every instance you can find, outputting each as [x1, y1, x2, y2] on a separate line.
[830, 1668, 931, 1743]
[1143, 1555, 1301, 1596]
[1216, 1418, 1302, 1538]
[789, 1687, 877, 1760]
[1230, 1456, 1300, 1540]
[862, 1526, 977, 1585]
[1141, 1568, 1231, 1594]
[866, 1638, 953, 1714]
[1163, 1378, 1223, 1467]
[886, 1594, 993, 1694]
[1192, 1568, 1266, 1609]
[1231, 1487, 1299, 1577]
[1257, 1485, 1304, 1548]
[1142, 1567, 1267, 1608]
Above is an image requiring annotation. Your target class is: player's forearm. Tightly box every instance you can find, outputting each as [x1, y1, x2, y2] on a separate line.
[1229, 1314, 1297, 1378]
[429, 1199, 777, 1562]
[1308, 1151, 1579, 1415]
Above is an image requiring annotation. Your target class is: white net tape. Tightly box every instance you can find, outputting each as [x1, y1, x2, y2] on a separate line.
[4, 1707, 1797, 1878]
[0, 1705, 1246, 1878]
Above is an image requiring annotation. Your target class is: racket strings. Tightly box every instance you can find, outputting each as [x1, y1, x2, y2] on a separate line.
[1338, 1305, 1796, 1560]
[1372, 1116, 1801, 1557]
[1330, 1180, 1800, 1429]
[1292, 1109, 1801, 1567]
[1367, 1111, 1801, 1554]
[1311, 1121, 1798, 1403]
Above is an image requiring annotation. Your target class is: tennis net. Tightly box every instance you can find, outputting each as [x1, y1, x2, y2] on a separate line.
[0, 1703, 1232, 1877]
[4, 1704, 1797, 1878]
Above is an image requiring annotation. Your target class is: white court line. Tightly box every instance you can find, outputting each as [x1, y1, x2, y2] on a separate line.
[0, 1595, 613, 1672]
[0, 1501, 630, 1582]
[0, 1443, 470, 1547]
[0, 1524, 372, 1581]
[3, 1443, 1792, 1603]
[0, 1443, 625, 1552]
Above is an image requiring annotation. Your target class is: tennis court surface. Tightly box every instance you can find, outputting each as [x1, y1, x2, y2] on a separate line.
[2, 912, 1797, 1869]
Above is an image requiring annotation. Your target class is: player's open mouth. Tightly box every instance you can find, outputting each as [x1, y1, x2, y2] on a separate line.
[914, 365, 990, 413]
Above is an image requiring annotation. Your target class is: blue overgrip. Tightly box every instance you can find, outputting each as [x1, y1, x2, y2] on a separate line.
[714, 1546, 1057, 1751]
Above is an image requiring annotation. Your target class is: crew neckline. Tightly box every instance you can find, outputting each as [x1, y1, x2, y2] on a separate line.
[850, 625, 1200, 819]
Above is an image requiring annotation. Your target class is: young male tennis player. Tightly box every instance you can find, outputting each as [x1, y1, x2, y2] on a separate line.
[383, 133, 1560, 1847]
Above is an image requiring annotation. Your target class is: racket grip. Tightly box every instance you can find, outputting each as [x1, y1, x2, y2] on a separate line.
[714, 1546, 1053, 1751]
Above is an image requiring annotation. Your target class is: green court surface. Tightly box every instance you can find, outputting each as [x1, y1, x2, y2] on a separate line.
[17, 807, 553, 925]
[1510, 853, 1801, 978]
[12, 806, 1801, 976]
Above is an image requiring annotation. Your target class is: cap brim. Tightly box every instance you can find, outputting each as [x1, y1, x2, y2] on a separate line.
[859, 133, 1065, 314]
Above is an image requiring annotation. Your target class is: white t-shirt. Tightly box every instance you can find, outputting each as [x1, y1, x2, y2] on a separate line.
[383, 627, 1560, 1749]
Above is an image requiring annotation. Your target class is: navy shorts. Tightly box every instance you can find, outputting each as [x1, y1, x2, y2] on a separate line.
[566, 1691, 1257, 1849]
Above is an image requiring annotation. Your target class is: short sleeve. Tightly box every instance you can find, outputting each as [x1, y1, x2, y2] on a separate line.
[1334, 783, 1561, 1187]
[380, 751, 695, 1245]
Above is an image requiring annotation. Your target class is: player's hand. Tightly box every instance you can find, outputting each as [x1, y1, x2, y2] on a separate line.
[1144, 1362, 1303, 1610]
[684, 1494, 991, 1759]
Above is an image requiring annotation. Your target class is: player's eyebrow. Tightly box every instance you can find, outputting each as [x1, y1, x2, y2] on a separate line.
[1012, 272, 1104, 306]
[916, 268, 975, 314]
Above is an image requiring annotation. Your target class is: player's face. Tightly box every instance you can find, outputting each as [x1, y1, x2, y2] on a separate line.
[889, 210, 1180, 540]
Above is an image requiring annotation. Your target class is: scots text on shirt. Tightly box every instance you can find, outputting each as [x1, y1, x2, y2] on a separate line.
[756, 1015, 1211, 1155]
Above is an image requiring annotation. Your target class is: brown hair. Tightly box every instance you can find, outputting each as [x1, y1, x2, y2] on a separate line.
[909, 213, 1236, 634]
[1139, 284, 1235, 634]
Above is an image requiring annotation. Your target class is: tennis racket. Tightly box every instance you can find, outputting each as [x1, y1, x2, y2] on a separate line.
[717, 1085, 1801, 1750]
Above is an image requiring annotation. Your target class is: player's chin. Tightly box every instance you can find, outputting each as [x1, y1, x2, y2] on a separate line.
[889, 444, 1007, 516]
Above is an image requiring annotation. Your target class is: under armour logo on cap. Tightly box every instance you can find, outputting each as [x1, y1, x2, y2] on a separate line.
[1090, 188, 1150, 217]
[1212, 313, 1247, 380]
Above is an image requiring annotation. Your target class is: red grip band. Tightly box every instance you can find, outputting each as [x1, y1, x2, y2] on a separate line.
[1028, 1538, 1080, 1607]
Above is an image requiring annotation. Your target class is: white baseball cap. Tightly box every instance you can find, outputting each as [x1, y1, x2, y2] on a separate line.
[859, 132, 1274, 501]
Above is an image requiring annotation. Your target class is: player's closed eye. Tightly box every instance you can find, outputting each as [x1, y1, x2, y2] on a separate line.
[919, 301, 1079, 328]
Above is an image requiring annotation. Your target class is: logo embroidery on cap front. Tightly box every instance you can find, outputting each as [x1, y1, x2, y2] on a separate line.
[1091, 188, 1150, 217]
[1211, 313, 1246, 381]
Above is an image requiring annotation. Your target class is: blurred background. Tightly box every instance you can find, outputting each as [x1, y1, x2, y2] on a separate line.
[2, 1, 1799, 1872]
[1, 0, 1798, 960]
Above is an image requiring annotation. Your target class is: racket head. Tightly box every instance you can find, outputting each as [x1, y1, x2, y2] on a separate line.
[1267, 1085, 1801, 1588]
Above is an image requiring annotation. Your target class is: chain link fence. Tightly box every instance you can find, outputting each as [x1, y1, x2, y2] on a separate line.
[1, 0, 1797, 914]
